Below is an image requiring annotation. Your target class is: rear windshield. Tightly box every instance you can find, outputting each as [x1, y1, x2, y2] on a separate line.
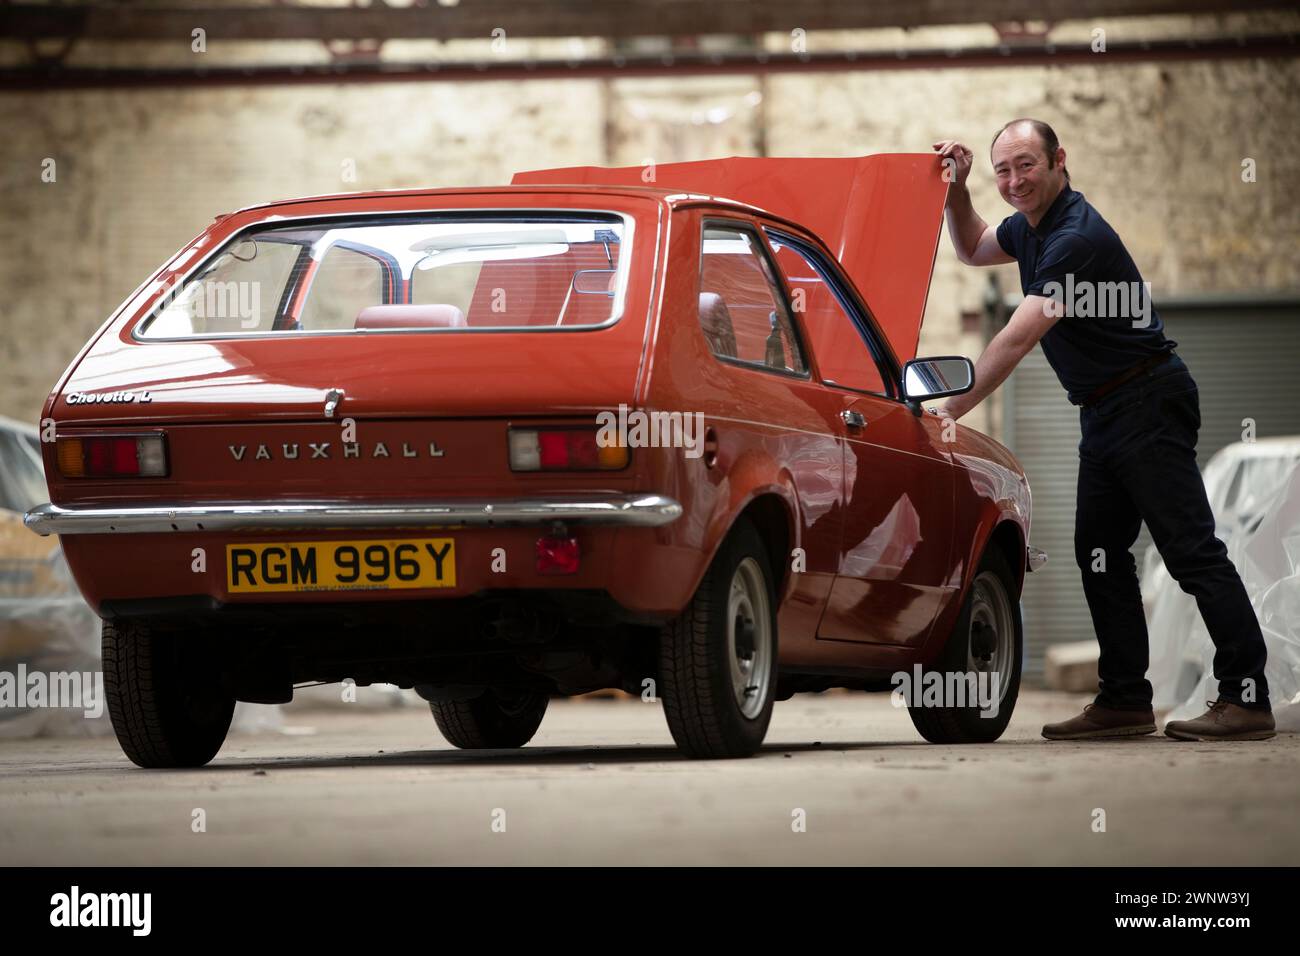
[137, 212, 630, 337]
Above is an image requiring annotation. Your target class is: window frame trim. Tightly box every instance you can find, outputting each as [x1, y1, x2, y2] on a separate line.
[762, 224, 903, 402]
[697, 215, 813, 381]
[290, 239, 397, 332]
[131, 208, 636, 342]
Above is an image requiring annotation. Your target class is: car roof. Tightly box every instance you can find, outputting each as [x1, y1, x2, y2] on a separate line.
[224, 183, 767, 218]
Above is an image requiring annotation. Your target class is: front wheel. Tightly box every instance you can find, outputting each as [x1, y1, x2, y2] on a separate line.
[907, 547, 1022, 743]
[659, 519, 778, 758]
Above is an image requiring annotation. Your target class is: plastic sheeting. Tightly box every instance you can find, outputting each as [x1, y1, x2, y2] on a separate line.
[0, 523, 107, 737]
[1145, 438, 1300, 729]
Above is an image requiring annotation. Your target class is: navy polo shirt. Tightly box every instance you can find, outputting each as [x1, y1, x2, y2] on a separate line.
[996, 185, 1174, 404]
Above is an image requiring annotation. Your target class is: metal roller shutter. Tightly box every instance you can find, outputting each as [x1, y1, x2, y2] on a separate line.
[1002, 295, 1300, 682]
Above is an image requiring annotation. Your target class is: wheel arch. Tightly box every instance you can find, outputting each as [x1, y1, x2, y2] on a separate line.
[686, 479, 801, 614]
[986, 518, 1027, 597]
[733, 491, 796, 601]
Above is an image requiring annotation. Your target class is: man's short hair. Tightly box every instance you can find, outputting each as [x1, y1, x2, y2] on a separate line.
[991, 118, 1070, 185]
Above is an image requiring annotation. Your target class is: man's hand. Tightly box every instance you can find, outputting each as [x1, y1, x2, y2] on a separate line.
[933, 139, 973, 193]
[933, 138, 1013, 266]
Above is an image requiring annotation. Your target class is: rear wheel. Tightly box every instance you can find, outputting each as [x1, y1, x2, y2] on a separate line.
[907, 547, 1022, 744]
[103, 619, 236, 768]
[659, 519, 777, 758]
[430, 689, 549, 749]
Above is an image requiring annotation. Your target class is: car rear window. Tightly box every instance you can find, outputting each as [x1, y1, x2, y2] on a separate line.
[137, 212, 630, 338]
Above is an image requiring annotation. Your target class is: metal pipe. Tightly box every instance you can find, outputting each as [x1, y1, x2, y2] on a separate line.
[6, 34, 1295, 91]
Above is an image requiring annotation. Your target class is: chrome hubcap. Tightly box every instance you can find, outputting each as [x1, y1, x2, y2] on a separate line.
[966, 570, 1014, 704]
[727, 557, 773, 719]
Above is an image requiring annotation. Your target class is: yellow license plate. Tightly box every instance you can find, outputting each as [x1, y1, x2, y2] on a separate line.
[226, 538, 455, 593]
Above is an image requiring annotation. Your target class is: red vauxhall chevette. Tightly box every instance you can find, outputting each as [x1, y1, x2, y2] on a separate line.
[26, 153, 1040, 767]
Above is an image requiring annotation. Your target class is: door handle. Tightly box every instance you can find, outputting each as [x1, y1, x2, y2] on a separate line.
[840, 410, 867, 429]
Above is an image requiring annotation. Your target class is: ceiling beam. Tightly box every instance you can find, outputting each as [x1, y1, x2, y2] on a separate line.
[0, 0, 1285, 42]
[7, 33, 1295, 91]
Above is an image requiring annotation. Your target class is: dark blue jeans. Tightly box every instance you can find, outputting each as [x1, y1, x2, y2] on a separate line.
[1074, 353, 1270, 711]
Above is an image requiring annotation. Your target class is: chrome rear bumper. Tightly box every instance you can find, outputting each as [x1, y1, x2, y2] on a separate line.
[1026, 545, 1048, 572]
[24, 494, 683, 536]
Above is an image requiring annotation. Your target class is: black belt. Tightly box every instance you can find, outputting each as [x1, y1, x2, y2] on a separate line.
[1078, 350, 1174, 407]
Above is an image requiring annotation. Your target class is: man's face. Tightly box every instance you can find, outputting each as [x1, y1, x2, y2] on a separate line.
[991, 125, 1066, 220]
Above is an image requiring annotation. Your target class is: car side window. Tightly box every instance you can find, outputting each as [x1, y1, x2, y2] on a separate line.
[299, 245, 386, 331]
[149, 238, 300, 336]
[699, 221, 807, 376]
[765, 229, 894, 398]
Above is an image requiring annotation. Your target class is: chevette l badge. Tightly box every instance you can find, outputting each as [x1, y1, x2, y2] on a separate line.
[65, 390, 153, 405]
[229, 441, 446, 461]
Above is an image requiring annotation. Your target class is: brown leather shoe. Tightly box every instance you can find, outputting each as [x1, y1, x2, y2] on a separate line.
[1042, 703, 1156, 740]
[1164, 700, 1276, 741]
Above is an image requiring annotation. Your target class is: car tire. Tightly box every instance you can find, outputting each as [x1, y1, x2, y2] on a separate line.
[659, 518, 778, 758]
[430, 689, 549, 749]
[103, 619, 236, 768]
[907, 546, 1022, 744]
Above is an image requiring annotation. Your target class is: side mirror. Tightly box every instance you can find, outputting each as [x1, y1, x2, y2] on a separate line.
[901, 356, 975, 402]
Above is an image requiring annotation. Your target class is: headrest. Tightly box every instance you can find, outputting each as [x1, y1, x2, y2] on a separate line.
[698, 292, 738, 358]
[354, 304, 467, 329]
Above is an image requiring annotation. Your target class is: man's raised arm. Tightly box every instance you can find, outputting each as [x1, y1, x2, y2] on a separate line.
[934, 294, 1061, 420]
[933, 139, 1015, 267]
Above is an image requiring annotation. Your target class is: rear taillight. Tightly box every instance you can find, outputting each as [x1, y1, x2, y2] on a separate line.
[509, 428, 628, 472]
[56, 434, 169, 478]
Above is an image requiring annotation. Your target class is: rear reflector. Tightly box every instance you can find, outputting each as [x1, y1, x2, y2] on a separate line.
[509, 428, 628, 472]
[56, 434, 168, 479]
[536, 534, 580, 575]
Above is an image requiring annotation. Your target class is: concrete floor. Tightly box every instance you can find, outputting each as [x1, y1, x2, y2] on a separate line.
[0, 689, 1295, 866]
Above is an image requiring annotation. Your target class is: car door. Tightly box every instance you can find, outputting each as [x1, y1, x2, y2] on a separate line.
[764, 227, 956, 648]
[695, 218, 847, 645]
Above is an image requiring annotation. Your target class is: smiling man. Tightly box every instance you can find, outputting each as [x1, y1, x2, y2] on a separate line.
[931, 119, 1274, 742]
